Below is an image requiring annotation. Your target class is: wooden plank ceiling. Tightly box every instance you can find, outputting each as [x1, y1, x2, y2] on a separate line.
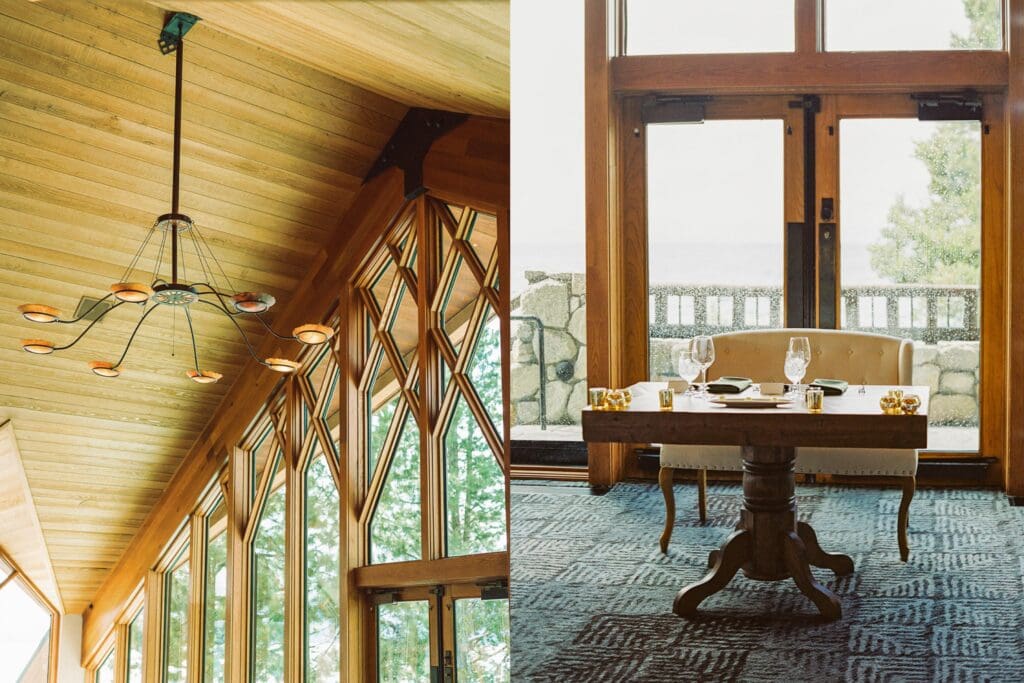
[155, 1, 510, 117]
[0, 0, 506, 614]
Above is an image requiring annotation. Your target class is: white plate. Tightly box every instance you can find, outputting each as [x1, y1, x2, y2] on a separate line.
[709, 396, 793, 409]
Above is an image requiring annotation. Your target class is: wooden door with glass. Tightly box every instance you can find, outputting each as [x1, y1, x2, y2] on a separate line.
[623, 91, 1004, 481]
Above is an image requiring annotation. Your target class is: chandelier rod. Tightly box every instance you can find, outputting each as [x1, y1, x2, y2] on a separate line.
[184, 307, 201, 372]
[171, 28, 184, 284]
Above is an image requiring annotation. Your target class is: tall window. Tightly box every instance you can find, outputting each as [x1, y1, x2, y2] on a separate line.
[0, 552, 55, 683]
[626, 0, 795, 54]
[95, 650, 115, 683]
[824, 0, 1002, 51]
[252, 451, 286, 683]
[127, 609, 144, 683]
[204, 501, 227, 682]
[164, 550, 190, 683]
[302, 344, 342, 681]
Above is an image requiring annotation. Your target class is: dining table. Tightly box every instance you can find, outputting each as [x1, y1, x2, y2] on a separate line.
[581, 382, 930, 620]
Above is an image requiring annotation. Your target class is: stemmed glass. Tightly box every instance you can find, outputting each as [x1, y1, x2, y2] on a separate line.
[784, 336, 811, 396]
[690, 336, 716, 398]
[677, 350, 702, 396]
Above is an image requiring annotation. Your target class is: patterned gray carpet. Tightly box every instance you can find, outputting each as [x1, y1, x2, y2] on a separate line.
[510, 481, 1024, 682]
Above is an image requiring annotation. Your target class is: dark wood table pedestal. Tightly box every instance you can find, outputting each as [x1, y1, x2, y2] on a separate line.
[673, 445, 854, 621]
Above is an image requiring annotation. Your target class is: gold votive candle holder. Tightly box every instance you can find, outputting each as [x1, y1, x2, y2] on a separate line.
[887, 388, 905, 402]
[658, 389, 674, 411]
[622, 388, 633, 406]
[805, 387, 824, 413]
[879, 395, 901, 415]
[588, 387, 608, 410]
[605, 389, 628, 411]
[901, 394, 921, 415]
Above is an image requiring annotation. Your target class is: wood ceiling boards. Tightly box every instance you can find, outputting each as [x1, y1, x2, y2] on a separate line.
[0, 0, 416, 613]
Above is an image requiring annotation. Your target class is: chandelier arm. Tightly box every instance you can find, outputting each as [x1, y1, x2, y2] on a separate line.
[193, 286, 244, 316]
[254, 313, 298, 341]
[53, 300, 128, 350]
[54, 292, 117, 325]
[111, 304, 162, 368]
[196, 299, 271, 368]
[184, 306, 201, 372]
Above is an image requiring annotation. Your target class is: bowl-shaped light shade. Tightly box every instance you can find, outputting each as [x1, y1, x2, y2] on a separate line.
[232, 292, 276, 313]
[111, 282, 154, 303]
[21, 339, 54, 354]
[265, 357, 301, 373]
[18, 304, 60, 323]
[89, 361, 120, 378]
[293, 323, 334, 345]
[186, 369, 223, 384]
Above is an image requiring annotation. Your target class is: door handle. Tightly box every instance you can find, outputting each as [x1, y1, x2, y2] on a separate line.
[821, 197, 834, 221]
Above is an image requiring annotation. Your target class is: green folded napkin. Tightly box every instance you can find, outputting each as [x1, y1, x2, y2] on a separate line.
[810, 378, 848, 396]
[706, 376, 753, 394]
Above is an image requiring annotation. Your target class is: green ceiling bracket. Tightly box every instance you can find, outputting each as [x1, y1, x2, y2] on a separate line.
[158, 12, 200, 55]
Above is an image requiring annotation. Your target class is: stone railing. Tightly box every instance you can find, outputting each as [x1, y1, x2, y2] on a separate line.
[512, 273, 980, 428]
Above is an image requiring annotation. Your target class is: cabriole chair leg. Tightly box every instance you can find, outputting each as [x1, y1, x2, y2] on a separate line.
[898, 475, 916, 562]
[659, 466, 675, 553]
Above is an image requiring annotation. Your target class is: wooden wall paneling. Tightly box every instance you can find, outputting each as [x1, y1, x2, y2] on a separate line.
[1006, 0, 1024, 498]
[142, 570, 164, 683]
[584, 0, 624, 487]
[611, 51, 1009, 95]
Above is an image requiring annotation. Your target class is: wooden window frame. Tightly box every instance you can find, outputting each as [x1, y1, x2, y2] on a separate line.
[585, 0, 1019, 489]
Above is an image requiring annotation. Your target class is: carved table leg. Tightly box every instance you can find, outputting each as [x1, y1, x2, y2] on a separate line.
[675, 444, 852, 620]
[674, 530, 752, 616]
[797, 521, 854, 576]
[782, 531, 843, 620]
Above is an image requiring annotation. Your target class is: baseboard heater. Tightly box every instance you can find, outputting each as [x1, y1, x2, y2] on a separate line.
[510, 440, 588, 467]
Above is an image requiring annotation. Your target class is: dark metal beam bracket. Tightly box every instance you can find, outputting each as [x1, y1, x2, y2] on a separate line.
[159, 12, 200, 54]
[363, 108, 469, 199]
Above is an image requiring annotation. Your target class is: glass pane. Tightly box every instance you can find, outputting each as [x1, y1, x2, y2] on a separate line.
[455, 598, 510, 682]
[0, 579, 51, 682]
[647, 120, 785, 380]
[467, 306, 504, 435]
[465, 210, 499, 271]
[369, 413, 422, 564]
[96, 650, 115, 683]
[825, 0, 1001, 51]
[127, 609, 144, 683]
[840, 119, 981, 451]
[370, 254, 399, 315]
[306, 457, 341, 681]
[204, 509, 227, 683]
[368, 350, 400, 485]
[165, 555, 190, 683]
[444, 395, 507, 557]
[386, 283, 419, 370]
[627, 0, 794, 55]
[250, 428, 278, 504]
[377, 601, 430, 682]
[252, 486, 286, 683]
[441, 255, 482, 359]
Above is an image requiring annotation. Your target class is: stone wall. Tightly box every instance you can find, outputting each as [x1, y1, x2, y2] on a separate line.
[511, 272, 587, 426]
[512, 271, 980, 427]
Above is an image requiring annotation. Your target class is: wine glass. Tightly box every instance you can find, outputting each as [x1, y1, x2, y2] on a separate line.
[677, 350, 702, 395]
[786, 336, 811, 395]
[690, 336, 716, 398]
[784, 351, 808, 397]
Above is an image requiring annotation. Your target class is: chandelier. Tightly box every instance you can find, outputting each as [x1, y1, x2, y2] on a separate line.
[17, 14, 333, 383]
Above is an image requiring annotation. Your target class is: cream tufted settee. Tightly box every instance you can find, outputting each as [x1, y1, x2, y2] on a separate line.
[659, 328, 918, 561]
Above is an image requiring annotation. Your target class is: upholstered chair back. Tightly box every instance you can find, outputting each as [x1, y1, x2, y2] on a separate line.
[707, 328, 913, 385]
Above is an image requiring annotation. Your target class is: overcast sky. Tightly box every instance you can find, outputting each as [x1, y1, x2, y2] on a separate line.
[511, 0, 988, 290]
